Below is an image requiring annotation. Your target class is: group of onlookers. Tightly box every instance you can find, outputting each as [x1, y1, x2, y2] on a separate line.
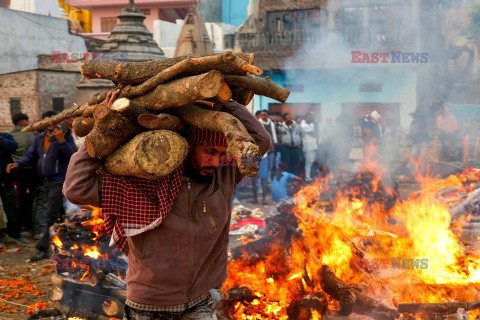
[252, 109, 354, 204]
[0, 111, 79, 261]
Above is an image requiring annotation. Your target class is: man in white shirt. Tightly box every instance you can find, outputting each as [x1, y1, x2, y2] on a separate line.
[300, 113, 317, 182]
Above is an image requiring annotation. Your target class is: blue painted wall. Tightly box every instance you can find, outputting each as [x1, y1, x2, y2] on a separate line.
[254, 66, 418, 128]
[222, 0, 249, 26]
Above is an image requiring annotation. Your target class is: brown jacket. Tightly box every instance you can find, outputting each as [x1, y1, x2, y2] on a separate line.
[63, 101, 270, 306]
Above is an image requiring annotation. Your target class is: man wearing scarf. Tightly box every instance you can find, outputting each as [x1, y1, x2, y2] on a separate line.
[63, 99, 270, 320]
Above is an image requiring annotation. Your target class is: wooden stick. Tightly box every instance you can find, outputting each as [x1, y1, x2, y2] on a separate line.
[224, 75, 290, 103]
[176, 105, 260, 177]
[81, 52, 259, 85]
[22, 92, 109, 133]
[131, 70, 226, 111]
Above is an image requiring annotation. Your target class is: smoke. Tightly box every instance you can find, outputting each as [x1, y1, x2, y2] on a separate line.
[276, 0, 478, 178]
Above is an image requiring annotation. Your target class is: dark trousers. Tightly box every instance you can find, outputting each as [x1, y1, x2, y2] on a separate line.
[0, 186, 20, 239]
[15, 167, 37, 230]
[36, 180, 65, 252]
[281, 145, 301, 175]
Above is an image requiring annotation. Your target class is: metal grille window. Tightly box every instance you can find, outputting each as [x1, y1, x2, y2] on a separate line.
[52, 97, 65, 113]
[10, 98, 21, 116]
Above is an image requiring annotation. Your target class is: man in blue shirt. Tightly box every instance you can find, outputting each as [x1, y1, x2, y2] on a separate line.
[272, 163, 303, 203]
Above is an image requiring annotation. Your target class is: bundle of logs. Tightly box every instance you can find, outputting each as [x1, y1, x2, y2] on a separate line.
[23, 51, 290, 179]
[38, 206, 127, 320]
[221, 210, 480, 320]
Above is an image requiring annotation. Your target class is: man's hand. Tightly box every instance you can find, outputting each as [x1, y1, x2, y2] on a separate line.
[105, 88, 121, 109]
[6, 163, 18, 173]
[52, 125, 66, 143]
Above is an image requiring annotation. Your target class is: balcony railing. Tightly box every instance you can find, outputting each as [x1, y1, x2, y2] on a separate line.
[235, 28, 417, 54]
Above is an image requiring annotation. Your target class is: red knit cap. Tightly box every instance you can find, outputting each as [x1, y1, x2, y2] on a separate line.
[187, 126, 228, 147]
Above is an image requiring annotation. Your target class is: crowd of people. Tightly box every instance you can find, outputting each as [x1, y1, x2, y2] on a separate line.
[0, 111, 80, 261]
[251, 109, 355, 205]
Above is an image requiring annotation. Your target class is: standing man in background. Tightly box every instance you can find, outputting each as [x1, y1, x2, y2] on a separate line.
[7, 111, 77, 261]
[300, 113, 317, 182]
[10, 113, 36, 235]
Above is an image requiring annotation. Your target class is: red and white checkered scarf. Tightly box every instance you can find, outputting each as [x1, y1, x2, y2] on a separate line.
[101, 127, 227, 254]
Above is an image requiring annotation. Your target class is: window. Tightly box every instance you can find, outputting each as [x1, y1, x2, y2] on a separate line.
[10, 98, 20, 116]
[140, 9, 150, 15]
[101, 17, 117, 32]
[52, 97, 64, 112]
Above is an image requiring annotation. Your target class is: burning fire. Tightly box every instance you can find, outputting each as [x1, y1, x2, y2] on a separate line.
[224, 146, 480, 319]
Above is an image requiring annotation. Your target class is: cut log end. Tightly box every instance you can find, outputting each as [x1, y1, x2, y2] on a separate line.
[104, 130, 188, 180]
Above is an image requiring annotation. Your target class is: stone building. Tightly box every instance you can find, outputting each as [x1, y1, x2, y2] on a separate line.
[227, 0, 445, 129]
[0, 7, 86, 131]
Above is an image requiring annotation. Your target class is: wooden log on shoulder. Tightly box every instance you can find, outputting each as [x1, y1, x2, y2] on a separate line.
[81, 52, 257, 85]
[72, 116, 95, 137]
[131, 70, 226, 111]
[111, 98, 151, 120]
[138, 113, 185, 131]
[176, 105, 260, 177]
[398, 301, 480, 315]
[104, 130, 188, 180]
[231, 86, 254, 106]
[224, 75, 290, 103]
[85, 104, 141, 158]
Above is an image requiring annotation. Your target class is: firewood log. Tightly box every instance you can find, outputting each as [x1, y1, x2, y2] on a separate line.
[85, 104, 142, 158]
[102, 298, 122, 317]
[231, 86, 254, 106]
[72, 116, 95, 137]
[131, 70, 227, 111]
[81, 52, 258, 85]
[47, 286, 64, 302]
[397, 301, 480, 315]
[221, 286, 256, 302]
[111, 98, 151, 120]
[176, 105, 260, 177]
[138, 114, 185, 131]
[224, 75, 290, 103]
[104, 130, 188, 180]
[286, 294, 328, 320]
[320, 265, 397, 320]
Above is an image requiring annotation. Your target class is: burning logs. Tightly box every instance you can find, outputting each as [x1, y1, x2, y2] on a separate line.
[286, 294, 328, 320]
[319, 265, 398, 320]
[22, 51, 288, 179]
[47, 206, 127, 319]
[397, 301, 480, 315]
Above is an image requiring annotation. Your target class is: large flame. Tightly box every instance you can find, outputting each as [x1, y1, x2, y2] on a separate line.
[224, 146, 480, 318]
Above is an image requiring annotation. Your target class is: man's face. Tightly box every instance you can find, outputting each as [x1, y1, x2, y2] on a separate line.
[283, 114, 290, 123]
[260, 111, 269, 121]
[306, 114, 314, 123]
[17, 119, 28, 127]
[190, 145, 228, 177]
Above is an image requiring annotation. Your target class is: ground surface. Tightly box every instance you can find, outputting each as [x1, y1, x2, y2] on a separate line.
[0, 180, 424, 320]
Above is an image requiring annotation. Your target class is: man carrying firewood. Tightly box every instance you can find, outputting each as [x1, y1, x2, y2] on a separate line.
[63, 92, 270, 319]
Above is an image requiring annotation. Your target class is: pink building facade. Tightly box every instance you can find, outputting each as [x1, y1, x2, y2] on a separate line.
[68, 0, 195, 38]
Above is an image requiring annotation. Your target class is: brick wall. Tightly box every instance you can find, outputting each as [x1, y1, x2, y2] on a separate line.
[0, 70, 38, 132]
[37, 70, 83, 117]
[0, 69, 82, 132]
